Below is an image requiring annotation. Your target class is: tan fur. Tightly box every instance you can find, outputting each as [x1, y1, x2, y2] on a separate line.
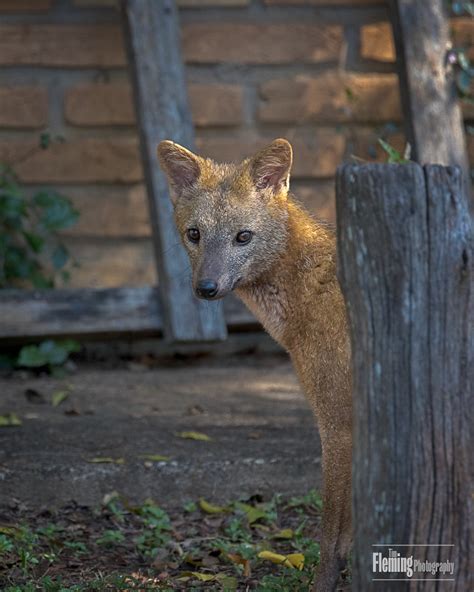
[158, 139, 351, 592]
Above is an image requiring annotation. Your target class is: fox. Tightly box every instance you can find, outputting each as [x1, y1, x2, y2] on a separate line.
[157, 138, 352, 592]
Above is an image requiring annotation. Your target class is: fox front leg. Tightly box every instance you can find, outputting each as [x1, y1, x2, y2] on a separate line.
[312, 427, 352, 592]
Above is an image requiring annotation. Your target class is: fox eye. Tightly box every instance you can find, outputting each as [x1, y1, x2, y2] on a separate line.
[235, 230, 253, 245]
[186, 228, 200, 243]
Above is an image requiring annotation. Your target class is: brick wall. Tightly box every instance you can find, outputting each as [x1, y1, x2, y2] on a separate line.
[0, 0, 472, 288]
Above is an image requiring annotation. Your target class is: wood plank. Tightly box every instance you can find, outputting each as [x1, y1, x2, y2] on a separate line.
[336, 163, 472, 590]
[0, 287, 258, 342]
[122, 0, 227, 342]
[390, 0, 471, 201]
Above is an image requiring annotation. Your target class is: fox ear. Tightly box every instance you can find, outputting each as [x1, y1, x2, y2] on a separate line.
[250, 139, 293, 194]
[157, 140, 201, 200]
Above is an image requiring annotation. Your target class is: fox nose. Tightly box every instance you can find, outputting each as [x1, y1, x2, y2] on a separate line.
[196, 279, 218, 299]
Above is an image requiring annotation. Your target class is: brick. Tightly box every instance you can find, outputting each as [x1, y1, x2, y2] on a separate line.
[0, 138, 142, 183]
[64, 239, 155, 288]
[452, 18, 474, 58]
[183, 23, 343, 64]
[65, 83, 135, 126]
[0, 0, 52, 11]
[360, 22, 395, 62]
[259, 73, 401, 124]
[0, 86, 48, 128]
[63, 185, 151, 238]
[361, 18, 474, 63]
[196, 131, 345, 178]
[0, 25, 125, 67]
[190, 84, 243, 127]
[65, 82, 243, 127]
[265, 0, 383, 4]
[292, 181, 336, 224]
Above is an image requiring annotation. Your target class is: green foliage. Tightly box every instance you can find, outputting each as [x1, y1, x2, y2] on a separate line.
[96, 529, 125, 547]
[0, 162, 79, 289]
[16, 339, 80, 372]
[1, 491, 328, 590]
[378, 139, 410, 164]
[133, 499, 172, 557]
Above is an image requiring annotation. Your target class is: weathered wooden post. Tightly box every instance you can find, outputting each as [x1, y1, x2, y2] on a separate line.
[390, 0, 471, 204]
[122, 0, 227, 343]
[336, 163, 473, 590]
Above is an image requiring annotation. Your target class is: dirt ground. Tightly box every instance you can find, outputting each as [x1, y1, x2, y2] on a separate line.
[0, 353, 321, 509]
[0, 352, 353, 591]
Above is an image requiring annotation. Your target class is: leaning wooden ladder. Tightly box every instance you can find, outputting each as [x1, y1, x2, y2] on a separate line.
[1, 0, 254, 345]
[123, 0, 227, 343]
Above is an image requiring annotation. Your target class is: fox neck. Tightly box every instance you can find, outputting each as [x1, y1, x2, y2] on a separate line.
[235, 199, 337, 348]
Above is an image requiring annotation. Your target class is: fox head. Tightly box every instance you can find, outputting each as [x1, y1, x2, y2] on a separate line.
[157, 138, 292, 300]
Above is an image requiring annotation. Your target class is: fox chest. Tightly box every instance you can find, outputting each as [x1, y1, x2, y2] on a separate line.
[236, 284, 289, 346]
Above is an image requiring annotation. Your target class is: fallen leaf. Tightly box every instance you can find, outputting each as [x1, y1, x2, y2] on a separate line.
[0, 413, 22, 427]
[51, 390, 69, 407]
[140, 454, 171, 462]
[87, 457, 125, 465]
[179, 571, 216, 582]
[0, 525, 20, 536]
[176, 431, 213, 441]
[199, 498, 227, 514]
[236, 502, 267, 524]
[286, 552, 305, 570]
[216, 574, 238, 589]
[227, 553, 251, 577]
[258, 550, 305, 570]
[102, 491, 120, 505]
[273, 528, 294, 539]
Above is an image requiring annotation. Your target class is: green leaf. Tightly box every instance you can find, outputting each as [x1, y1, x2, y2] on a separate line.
[199, 499, 227, 514]
[51, 390, 69, 407]
[0, 413, 22, 427]
[38, 340, 69, 366]
[17, 345, 48, 367]
[176, 430, 213, 441]
[140, 454, 171, 462]
[58, 339, 81, 354]
[39, 132, 51, 150]
[51, 244, 69, 270]
[22, 231, 44, 254]
[87, 457, 125, 465]
[34, 192, 79, 231]
[30, 269, 54, 289]
[378, 139, 409, 164]
[236, 502, 268, 525]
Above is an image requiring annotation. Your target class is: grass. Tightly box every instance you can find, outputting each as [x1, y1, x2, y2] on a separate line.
[0, 489, 351, 591]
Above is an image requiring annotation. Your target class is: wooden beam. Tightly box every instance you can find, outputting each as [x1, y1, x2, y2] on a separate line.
[390, 0, 471, 200]
[122, 0, 227, 342]
[336, 163, 472, 590]
[0, 287, 258, 343]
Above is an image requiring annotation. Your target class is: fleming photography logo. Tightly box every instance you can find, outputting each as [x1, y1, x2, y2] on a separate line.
[371, 545, 455, 582]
